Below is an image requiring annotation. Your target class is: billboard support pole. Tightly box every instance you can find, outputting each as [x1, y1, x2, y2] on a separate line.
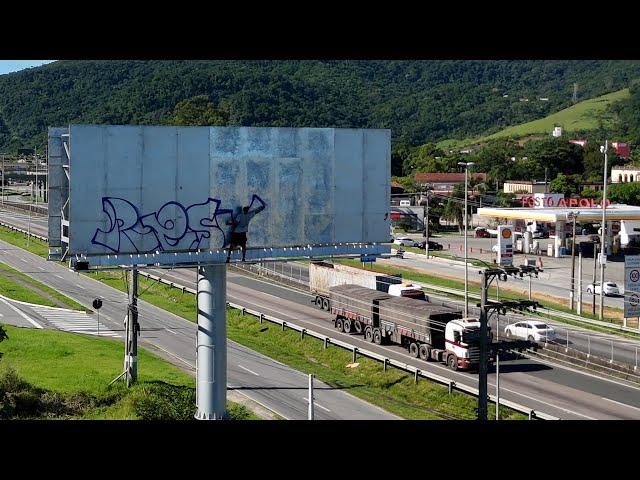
[195, 264, 227, 420]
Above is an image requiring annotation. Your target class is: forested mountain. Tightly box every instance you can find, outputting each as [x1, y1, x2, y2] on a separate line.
[1, 60, 639, 153]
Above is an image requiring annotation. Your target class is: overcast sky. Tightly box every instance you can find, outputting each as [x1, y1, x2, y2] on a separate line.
[0, 60, 55, 75]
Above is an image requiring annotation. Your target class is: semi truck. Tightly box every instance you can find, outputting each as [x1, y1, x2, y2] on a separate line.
[309, 261, 426, 311]
[328, 284, 488, 371]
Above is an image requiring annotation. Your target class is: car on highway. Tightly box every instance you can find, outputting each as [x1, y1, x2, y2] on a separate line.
[475, 227, 491, 238]
[418, 240, 443, 250]
[504, 320, 556, 342]
[394, 236, 419, 247]
[586, 282, 620, 296]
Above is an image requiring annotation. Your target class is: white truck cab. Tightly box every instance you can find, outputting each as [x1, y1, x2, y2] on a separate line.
[444, 318, 484, 369]
[387, 283, 427, 301]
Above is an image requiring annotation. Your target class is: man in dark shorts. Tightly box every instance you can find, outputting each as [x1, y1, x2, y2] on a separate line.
[226, 202, 266, 263]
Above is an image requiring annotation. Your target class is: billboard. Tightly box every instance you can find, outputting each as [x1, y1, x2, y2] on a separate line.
[48, 125, 390, 266]
[497, 225, 513, 266]
[624, 255, 640, 318]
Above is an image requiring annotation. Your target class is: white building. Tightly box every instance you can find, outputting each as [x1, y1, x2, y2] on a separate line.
[612, 165, 640, 184]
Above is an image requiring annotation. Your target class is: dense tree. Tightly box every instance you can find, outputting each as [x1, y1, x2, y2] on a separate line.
[1, 60, 640, 153]
[166, 95, 229, 126]
[549, 173, 582, 197]
[608, 182, 640, 206]
[442, 184, 467, 232]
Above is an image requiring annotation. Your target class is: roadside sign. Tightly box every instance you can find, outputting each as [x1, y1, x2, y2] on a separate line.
[624, 255, 640, 317]
[497, 225, 513, 266]
[360, 254, 376, 263]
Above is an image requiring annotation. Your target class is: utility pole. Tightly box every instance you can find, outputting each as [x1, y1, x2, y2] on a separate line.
[478, 265, 539, 421]
[459, 161, 475, 318]
[592, 247, 597, 315]
[308, 373, 315, 420]
[425, 190, 430, 259]
[1, 154, 4, 205]
[125, 267, 139, 386]
[599, 140, 609, 321]
[569, 212, 578, 310]
[34, 147, 38, 205]
[577, 250, 582, 315]
[478, 271, 489, 421]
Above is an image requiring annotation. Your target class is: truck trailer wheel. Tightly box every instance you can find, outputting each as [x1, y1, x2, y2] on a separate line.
[343, 318, 352, 334]
[364, 327, 373, 342]
[354, 320, 363, 334]
[419, 345, 431, 361]
[373, 329, 382, 345]
[322, 298, 330, 311]
[336, 318, 344, 332]
[409, 342, 419, 358]
[447, 354, 458, 371]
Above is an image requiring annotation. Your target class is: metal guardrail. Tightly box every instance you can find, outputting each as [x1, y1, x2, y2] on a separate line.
[0, 220, 48, 242]
[138, 270, 558, 420]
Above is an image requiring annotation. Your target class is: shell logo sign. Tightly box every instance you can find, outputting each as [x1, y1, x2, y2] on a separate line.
[498, 225, 513, 266]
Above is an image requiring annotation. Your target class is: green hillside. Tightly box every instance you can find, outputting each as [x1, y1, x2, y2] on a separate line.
[437, 88, 630, 151]
[2, 60, 640, 161]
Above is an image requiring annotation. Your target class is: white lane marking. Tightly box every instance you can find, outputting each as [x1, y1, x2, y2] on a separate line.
[145, 341, 195, 369]
[166, 328, 178, 335]
[0, 297, 43, 329]
[75, 284, 85, 290]
[238, 364, 260, 376]
[37, 266, 45, 271]
[302, 397, 331, 412]
[495, 386, 597, 419]
[228, 384, 290, 420]
[55, 274, 64, 280]
[601, 396, 640, 413]
[20, 258, 28, 263]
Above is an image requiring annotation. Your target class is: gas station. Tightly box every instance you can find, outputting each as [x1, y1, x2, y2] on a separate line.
[477, 194, 640, 258]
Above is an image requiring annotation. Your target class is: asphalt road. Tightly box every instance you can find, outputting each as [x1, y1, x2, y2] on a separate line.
[149, 266, 640, 420]
[253, 260, 640, 367]
[0, 238, 396, 420]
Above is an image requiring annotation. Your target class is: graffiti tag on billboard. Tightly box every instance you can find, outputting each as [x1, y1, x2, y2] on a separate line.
[91, 194, 266, 254]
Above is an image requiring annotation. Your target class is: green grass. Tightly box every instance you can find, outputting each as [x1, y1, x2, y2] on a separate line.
[437, 88, 630, 150]
[0, 261, 86, 310]
[0, 324, 259, 419]
[0, 225, 49, 258]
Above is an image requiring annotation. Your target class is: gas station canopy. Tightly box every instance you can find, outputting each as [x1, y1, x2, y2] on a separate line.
[477, 204, 640, 222]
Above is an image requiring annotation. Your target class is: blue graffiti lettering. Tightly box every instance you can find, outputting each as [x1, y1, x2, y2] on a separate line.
[91, 195, 266, 254]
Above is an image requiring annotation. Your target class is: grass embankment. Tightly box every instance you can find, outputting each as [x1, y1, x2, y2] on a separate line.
[90, 270, 524, 419]
[0, 226, 49, 258]
[0, 262, 86, 310]
[436, 88, 630, 150]
[0, 324, 258, 420]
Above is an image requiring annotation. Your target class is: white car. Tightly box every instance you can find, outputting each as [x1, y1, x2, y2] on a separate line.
[504, 320, 556, 342]
[586, 282, 620, 296]
[394, 237, 419, 247]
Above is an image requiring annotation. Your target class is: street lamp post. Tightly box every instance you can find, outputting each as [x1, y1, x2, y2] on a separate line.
[425, 189, 430, 259]
[568, 211, 579, 310]
[458, 161, 475, 318]
[599, 140, 609, 321]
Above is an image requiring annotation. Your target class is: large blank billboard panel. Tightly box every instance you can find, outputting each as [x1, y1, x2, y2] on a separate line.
[62, 125, 389, 257]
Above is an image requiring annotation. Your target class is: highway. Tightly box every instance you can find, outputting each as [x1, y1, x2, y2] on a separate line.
[0, 236, 397, 420]
[248, 260, 640, 368]
[146, 266, 640, 419]
[3, 207, 640, 419]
